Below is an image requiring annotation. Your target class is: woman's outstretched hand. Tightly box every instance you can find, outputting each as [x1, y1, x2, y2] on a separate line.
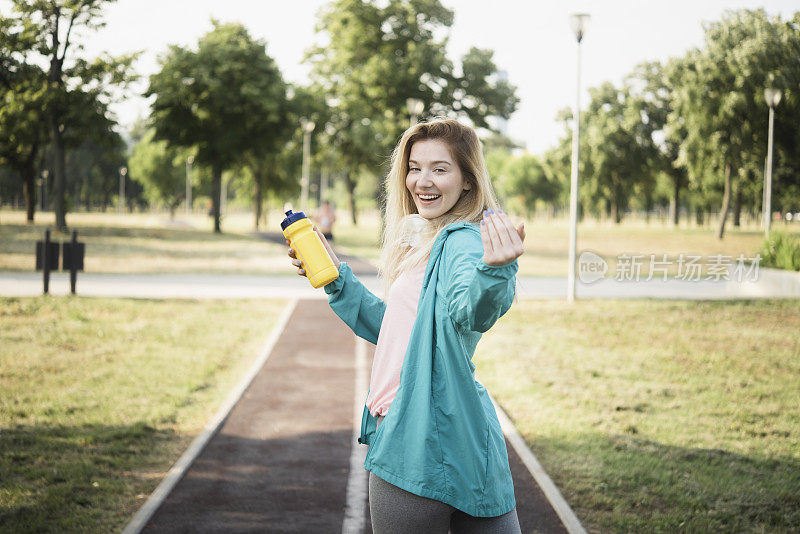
[286, 226, 341, 277]
[480, 209, 526, 266]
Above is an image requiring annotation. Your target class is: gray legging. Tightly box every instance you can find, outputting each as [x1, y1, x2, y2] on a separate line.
[368, 416, 522, 534]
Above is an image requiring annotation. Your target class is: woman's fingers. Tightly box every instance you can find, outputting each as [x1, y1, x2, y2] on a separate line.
[485, 210, 510, 249]
[482, 210, 503, 248]
[482, 209, 526, 266]
[286, 238, 304, 275]
[290, 258, 305, 276]
[496, 211, 522, 248]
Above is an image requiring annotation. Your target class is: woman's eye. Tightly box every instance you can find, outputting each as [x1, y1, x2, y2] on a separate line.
[434, 168, 445, 173]
[409, 167, 420, 172]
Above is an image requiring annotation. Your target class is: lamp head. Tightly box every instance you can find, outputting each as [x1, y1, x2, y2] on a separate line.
[764, 87, 782, 108]
[301, 118, 315, 133]
[570, 13, 590, 42]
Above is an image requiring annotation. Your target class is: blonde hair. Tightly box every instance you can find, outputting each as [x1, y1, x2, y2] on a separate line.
[379, 118, 500, 289]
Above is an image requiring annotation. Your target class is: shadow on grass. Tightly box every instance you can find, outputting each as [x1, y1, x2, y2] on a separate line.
[0, 422, 181, 533]
[530, 432, 800, 533]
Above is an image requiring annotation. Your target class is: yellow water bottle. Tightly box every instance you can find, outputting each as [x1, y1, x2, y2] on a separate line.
[281, 210, 339, 288]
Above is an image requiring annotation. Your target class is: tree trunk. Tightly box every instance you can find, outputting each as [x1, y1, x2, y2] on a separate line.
[212, 166, 222, 233]
[716, 164, 732, 240]
[611, 184, 621, 224]
[48, 115, 67, 229]
[344, 171, 358, 225]
[671, 173, 681, 227]
[695, 207, 704, 226]
[732, 177, 743, 228]
[253, 168, 263, 231]
[48, 16, 67, 230]
[23, 150, 38, 223]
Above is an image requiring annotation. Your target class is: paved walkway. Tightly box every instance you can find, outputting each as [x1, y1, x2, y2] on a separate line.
[3, 269, 796, 300]
[125, 299, 572, 533]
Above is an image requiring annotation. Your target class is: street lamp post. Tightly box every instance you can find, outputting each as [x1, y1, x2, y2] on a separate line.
[763, 87, 781, 237]
[118, 166, 127, 214]
[300, 118, 315, 209]
[567, 13, 590, 303]
[407, 97, 424, 127]
[186, 155, 194, 217]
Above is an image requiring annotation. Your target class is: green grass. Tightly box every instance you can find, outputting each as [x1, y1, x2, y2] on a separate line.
[476, 299, 800, 533]
[6, 208, 796, 277]
[0, 296, 287, 533]
[515, 218, 798, 277]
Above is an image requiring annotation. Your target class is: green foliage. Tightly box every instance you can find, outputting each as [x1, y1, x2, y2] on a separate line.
[583, 82, 653, 223]
[486, 148, 559, 216]
[668, 9, 800, 237]
[64, 132, 128, 211]
[1, 0, 138, 228]
[127, 130, 187, 214]
[760, 232, 800, 272]
[306, 0, 519, 223]
[147, 20, 288, 232]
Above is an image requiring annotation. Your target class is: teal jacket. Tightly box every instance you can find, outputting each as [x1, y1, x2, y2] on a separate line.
[324, 222, 518, 517]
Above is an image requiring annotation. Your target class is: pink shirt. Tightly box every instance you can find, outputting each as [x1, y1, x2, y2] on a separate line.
[366, 262, 427, 417]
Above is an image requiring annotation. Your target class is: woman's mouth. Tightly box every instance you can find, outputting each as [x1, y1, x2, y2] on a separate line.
[417, 193, 441, 204]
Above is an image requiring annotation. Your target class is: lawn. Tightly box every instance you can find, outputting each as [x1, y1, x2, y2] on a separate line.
[476, 299, 800, 533]
[0, 210, 293, 275]
[4, 208, 795, 278]
[0, 296, 287, 533]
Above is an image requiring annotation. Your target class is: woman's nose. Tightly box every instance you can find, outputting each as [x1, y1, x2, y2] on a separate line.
[417, 169, 434, 186]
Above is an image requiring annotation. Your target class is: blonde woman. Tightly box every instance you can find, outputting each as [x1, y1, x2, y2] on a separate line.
[287, 118, 525, 533]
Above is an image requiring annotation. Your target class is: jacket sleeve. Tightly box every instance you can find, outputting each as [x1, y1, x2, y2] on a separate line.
[324, 262, 385, 344]
[442, 229, 518, 333]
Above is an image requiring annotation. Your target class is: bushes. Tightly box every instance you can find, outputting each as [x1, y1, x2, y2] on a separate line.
[760, 232, 800, 271]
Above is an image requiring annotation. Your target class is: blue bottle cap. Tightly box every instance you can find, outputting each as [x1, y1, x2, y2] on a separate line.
[280, 210, 307, 230]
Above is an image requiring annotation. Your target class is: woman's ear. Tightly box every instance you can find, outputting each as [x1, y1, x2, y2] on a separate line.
[463, 180, 472, 191]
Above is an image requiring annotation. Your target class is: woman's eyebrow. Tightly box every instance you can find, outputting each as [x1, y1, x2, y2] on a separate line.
[408, 159, 452, 166]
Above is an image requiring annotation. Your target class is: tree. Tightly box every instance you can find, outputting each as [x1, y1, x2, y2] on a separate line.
[582, 82, 651, 223]
[3, 0, 136, 229]
[627, 60, 688, 226]
[306, 0, 519, 224]
[147, 21, 288, 233]
[486, 149, 559, 218]
[669, 9, 797, 239]
[242, 83, 324, 230]
[64, 128, 127, 211]
[0, 60, 48, 222]
[128, 129, 186, 217]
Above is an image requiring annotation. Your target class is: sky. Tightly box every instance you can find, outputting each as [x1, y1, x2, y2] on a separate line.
[44, 0, 800, 155]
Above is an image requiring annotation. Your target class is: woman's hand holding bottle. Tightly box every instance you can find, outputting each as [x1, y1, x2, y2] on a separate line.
[286, 226, 341, 277]
[480, 209, 526, 266]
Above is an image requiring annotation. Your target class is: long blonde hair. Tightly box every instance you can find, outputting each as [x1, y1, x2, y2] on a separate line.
[379, 118, 500, 289]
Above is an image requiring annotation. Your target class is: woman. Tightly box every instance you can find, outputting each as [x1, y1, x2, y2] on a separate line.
[287, 118, 525, 533]
[316, 200, 337, 242]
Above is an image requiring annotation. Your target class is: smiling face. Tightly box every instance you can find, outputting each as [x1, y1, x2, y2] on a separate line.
[405, 139, 471, 220]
